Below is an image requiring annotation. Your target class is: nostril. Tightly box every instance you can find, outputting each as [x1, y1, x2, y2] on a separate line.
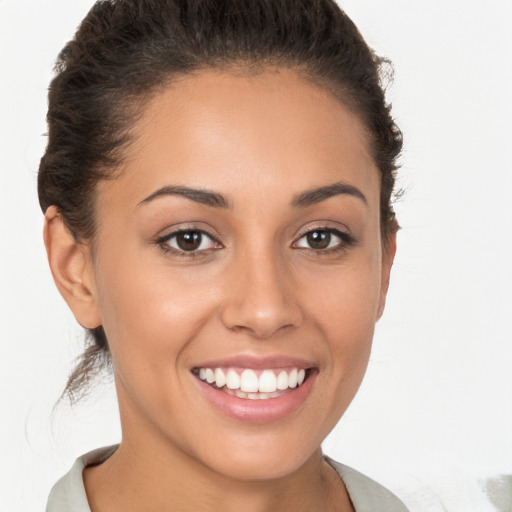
[224, 317, 300, 339]
[220, 297, 303, 339]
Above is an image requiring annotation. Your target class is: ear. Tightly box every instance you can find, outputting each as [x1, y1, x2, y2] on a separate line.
[377, 227, 397, 320]
[43, 206, 102, 329]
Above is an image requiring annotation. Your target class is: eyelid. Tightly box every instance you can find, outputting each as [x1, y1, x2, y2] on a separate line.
[156, 225, 223, 256]
[291, 225, 356, 251]
[292, 218, 352, 237]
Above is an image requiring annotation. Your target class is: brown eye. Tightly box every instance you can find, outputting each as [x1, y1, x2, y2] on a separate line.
[306, 230, 331, 249]
[175, 231, 202, 251]
[293, 228, 353, 252]
[163, 230, 219, 253]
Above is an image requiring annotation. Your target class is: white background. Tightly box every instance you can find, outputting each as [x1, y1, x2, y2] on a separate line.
[1, 1, 511, 511]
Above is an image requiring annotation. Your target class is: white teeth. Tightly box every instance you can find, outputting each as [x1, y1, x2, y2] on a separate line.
[215, 368, 226, 388]
[226, 369, 240, 390]
[259, 370, 277, 393]
[276, 370, 289, 390]
[197, 366, 308, 394]
[240, 369, 259, 392]
[205, 368, 215, 384]
[288, 368, 298, 388]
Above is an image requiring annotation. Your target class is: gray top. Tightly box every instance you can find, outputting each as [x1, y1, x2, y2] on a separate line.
[46, 445, 409, 512]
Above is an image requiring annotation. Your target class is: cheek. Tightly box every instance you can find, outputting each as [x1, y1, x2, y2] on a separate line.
[302, 250, 382, 370]
[93, 248, 218, 371]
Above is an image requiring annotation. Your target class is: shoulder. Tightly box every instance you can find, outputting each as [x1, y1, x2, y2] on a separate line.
[46, 445, 118, 512]
[326, 456, 410, 512]
[328, 456, 512, 512]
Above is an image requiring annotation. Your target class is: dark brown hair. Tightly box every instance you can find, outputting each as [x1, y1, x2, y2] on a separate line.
[38, 0, 402, 402]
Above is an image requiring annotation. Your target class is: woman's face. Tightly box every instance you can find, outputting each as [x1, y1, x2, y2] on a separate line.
[81, 69, 395, 480]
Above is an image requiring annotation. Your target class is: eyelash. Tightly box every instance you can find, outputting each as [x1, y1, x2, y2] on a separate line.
[156, 228, 222, 258]
[156, 226, 356, 258]
[292, 227, 356, 255]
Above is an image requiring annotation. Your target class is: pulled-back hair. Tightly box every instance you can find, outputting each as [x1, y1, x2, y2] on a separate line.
[38, 0, 402, 402]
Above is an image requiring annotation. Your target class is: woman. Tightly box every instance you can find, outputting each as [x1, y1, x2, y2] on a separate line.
[40, 0, 405, 510]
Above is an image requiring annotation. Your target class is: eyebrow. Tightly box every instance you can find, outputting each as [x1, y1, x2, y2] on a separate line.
[138, 185, 232, 209]
[138, 181, 367, 210]
[291, 182, 368, 208]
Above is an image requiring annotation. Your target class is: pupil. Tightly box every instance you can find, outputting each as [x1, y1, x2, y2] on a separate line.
[307, 230, 331, 249]
[177, 231, 201, 251]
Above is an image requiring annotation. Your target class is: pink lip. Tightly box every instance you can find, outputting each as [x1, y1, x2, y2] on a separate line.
[191, 355, 318, 424]
[192, 354, 315, 371]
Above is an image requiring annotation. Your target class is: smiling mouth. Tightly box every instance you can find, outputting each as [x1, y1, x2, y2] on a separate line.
[192, 367, 311, 400]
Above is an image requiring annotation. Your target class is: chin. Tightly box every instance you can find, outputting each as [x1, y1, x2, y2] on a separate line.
[200, 442, 320, 482]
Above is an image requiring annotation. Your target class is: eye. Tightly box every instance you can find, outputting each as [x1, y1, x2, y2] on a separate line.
[293, 228, 352, 251]
[159, 229, 221, 254]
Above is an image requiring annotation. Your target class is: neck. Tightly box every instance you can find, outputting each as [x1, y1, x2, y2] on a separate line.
[84, 434, 352, 512]
[84, 386, 353, 512]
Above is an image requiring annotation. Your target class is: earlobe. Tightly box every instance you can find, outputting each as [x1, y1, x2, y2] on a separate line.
[44, 206, 102, 329]
[377, 229, 397, 320]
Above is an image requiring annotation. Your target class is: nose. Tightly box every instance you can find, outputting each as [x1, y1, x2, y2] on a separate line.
[220, 251, 303, 339]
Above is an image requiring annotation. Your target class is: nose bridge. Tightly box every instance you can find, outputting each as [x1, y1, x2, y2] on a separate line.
[220, 240, 302, 338]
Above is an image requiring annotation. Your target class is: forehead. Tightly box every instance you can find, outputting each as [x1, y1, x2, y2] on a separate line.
[99, 68, 379, 209]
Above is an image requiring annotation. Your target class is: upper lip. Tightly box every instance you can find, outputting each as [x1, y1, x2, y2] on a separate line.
[191, 354, 316, 370]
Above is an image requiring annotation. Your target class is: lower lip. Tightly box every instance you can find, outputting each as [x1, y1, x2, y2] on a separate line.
[193, 371, 317, 424]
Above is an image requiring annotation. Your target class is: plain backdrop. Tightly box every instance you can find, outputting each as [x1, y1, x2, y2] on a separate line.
[1, 1, 511, 511]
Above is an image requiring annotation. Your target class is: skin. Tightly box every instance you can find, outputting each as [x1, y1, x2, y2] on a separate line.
[45, 69, 396, 512]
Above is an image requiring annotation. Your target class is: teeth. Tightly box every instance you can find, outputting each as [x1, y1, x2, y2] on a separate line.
[196, 367, 308, 394]
[288, 368, 298, 388]
[276, 370, 289, 390]
[259, 370, 277, 393]
[240, 369, 259, 392]
[205, 368, 215, 384]
[215, 368, 226, 388]
[226, 369, 241, 390]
